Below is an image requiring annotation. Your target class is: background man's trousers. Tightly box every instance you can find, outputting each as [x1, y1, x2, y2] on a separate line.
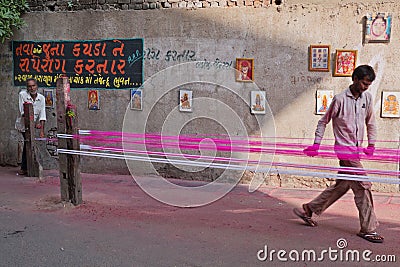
[21, 132, 27, 171]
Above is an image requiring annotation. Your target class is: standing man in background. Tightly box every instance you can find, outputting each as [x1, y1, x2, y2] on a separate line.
[15, 78, 46, 175]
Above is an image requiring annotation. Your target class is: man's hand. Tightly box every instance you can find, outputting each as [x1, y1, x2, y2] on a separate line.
[36, 121, 45, 138]
[363, 144, 375, 156]
[303, 144, 320, 157]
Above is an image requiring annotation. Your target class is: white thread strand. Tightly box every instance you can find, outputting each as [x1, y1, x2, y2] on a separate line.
[84, 144, 400, 177]
[57, 149, 400, 185]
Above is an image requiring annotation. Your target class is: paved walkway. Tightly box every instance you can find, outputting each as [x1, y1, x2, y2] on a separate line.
[1, 166, 399, 266]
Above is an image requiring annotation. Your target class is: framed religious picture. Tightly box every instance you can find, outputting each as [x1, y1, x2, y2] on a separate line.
[309, 45, 331, 72]
[333, 50, 357, 77]
[236, 58, 254, 82]
[250, 91, 266, 114]
[130, 89, 142, 110]
[43, 89, 55, 108]
[179, 90, 192, 112]
[365, 12, 392, 43]
[88, 89, 100, 110]
[316, 90, 334, 115]
[381, 91, 400, 118]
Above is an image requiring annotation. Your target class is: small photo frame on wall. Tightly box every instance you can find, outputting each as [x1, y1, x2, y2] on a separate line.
[309, 45, 330, 72]
[381, 91, 400, 118]
[333, 50, 357, 77]
[365, 12, 392, 43]
[88, 90, 100, 110]
[43, 89, 54, 108]
[130, 89, 142, 110]
[316, 90, 334, 115]
[236, 58, 254, 82]
[179, 90, 192, 112]
[250, 91, 266, 114]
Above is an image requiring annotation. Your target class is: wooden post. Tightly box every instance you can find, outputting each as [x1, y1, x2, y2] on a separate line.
[23, 103, 40, 177]
[56, 76, 82, 205]
[66, 104, 82, 205]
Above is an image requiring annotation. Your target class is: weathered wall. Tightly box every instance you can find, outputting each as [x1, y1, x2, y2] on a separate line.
[27, 0, 273, 11]
[1, 0, 399, 191]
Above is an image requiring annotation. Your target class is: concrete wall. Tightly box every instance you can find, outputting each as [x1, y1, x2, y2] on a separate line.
[1, 0, 399, 191]
[28, 0, 272, 11]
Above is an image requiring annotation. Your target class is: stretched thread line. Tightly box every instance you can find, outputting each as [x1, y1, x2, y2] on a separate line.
[108, 137, 400, 163]
[80, 130, 400, 143]
[57, 134, 400, 163]
[60, 132, 400, 155]
[57, 148, 400, 185]
[83, 144, 400, 177]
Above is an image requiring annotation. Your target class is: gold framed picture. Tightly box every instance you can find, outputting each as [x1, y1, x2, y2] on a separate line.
[236, 58, 254, 82]
[43, 89, 55, 108]
[88, 90, 100, 110]
[309, 45, 330, 72]
[333, 50, 357, 77]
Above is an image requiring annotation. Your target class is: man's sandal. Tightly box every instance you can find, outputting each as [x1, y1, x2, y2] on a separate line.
[293, 208, 318, 227]
[18, 169, 27, 175]
[357, 232, 384, 243]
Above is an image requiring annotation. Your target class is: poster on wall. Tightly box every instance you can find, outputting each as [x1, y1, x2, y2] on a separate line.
[381, 91, 400, 118]
[309, 45, 330, 72]
[365, 13, 392, 43]
[316, 90, 334, 115]
[250, 91, 266, 114]
[333, 50, 357, 77]
[13, 38, 143, 89]
[179, 90, 192, 112]
[88, 90, 100, 110]
[130, 89, 142, 110]
[43, 89, 54, 108]
[236, 58, 254, 82]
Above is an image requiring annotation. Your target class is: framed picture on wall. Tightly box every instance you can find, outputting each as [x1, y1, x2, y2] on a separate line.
[309, 45, 330, 72]
[333, 50, 357, 77]
[250, 91, 266, 114]
[236, 58, 254, 82]
[316, 90, 334, 115]
[179, 90, 192, 112]
[88, 90, 100, 110]
[43, 89, 54, 108]
[381, 91, 400, 118]
[365, 12, 392, 43]
[130, 89, 142, 110]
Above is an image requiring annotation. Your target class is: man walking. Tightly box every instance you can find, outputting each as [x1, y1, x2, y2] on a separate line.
[293, 65, 384, 243]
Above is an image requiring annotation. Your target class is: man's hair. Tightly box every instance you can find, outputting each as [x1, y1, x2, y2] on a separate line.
[352, 65, 376, 82]
[26, 78, 37, 85]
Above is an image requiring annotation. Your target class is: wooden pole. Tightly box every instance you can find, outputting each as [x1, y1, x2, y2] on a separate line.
[56, 76, 82, 205]
[23, 103, 40, 177]
[66, 104, 82, 205]
[56, 77, 69, 201]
